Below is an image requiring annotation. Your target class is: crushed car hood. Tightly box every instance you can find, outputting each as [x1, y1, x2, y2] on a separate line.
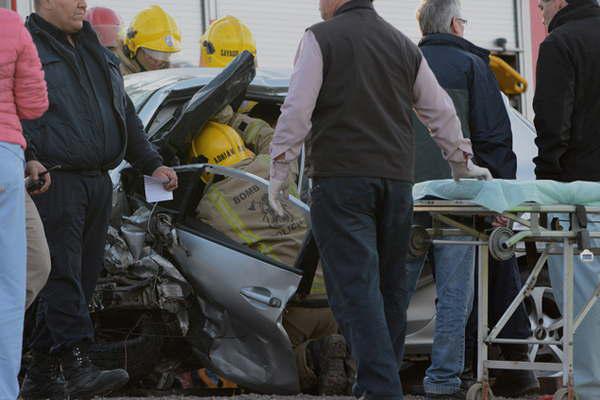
[149, 51, 256, 160]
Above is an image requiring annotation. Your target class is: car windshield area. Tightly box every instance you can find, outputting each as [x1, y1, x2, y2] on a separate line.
[125, 74, 197, 111]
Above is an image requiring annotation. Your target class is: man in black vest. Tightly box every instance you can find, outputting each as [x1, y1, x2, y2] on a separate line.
[20, 1, 178, 399]
[269, 1, 491, 398]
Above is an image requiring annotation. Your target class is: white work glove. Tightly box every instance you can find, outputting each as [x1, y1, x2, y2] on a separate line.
[449, 159, 493, 181]
[269, 178, 289, 217]
[269, 159, 291, 217]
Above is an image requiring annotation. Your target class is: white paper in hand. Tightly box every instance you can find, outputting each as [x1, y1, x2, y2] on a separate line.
[144, 175, 173, 203]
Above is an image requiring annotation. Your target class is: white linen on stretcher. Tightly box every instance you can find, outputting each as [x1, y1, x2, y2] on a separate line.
[413, 179, 600, 213]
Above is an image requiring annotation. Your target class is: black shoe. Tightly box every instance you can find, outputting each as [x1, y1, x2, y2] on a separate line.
[409, 384, 426, 396]
[21, 351, 67, 400]
[61, 344, 129, 399]
[493, 344, 540, 397]
[492, 369, 540, 397]
[308, 334, 351, 395]
[425, 389, 466, 400]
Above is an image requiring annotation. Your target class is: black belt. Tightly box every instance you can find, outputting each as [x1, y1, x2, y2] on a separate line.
[55, 168, 107, 177]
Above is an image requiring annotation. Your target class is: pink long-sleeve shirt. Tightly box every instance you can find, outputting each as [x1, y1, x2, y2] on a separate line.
[0, 9, 48, 149]
[270, 30, 472, 180]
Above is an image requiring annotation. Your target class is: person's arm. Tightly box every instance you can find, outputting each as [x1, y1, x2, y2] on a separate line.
[268, 30, 323, 215]
[230, 113, 274, 155]
[412, 57, 473, 163]
[533, 37, 574, 179]
[123, 94, 164, 175]
[467, 61, 516, 179]
[269, 30, 323, 179]
[14, 20, 48, 120]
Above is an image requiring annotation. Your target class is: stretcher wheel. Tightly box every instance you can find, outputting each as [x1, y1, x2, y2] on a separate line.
[466, 383, 495, 400]
[407, 225, 431, 260]
[489, 227, 515, 261]
[553, 388, 578, 400]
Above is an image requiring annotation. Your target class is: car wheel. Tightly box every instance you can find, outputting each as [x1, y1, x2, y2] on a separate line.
[466, 383, 495, 400]
[526, 287, 563, 377]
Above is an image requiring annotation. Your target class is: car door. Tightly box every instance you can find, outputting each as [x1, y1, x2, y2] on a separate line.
[130, 53, 307, 391]
[168, 166, 307, 394]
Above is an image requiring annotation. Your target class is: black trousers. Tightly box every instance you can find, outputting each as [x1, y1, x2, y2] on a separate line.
[310, 177, 413, 400]
[30, 171, 112, 354]
[465, 255, 532, 360]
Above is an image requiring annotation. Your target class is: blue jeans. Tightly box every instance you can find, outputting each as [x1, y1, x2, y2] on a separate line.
[406, 238, 475, 395]
[547, 213, 600, 400]
[310, 177, 413, 400]
[0, 143, 26, 400]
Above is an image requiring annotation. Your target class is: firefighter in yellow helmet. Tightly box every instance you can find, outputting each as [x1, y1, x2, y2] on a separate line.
[199, 16, 257, 68]
[192, 117, 353, 394]
[115, 5, 182, 75]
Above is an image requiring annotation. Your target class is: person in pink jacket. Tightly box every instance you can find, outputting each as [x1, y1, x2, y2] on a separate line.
[0, 8, 48, 400]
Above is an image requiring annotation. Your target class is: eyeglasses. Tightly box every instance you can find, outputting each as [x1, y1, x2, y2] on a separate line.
[140, 47, 173, 62]
[455, 17, 468, 25]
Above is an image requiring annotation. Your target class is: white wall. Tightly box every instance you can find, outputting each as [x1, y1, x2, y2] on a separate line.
[75, 0, 519, 70]
[14, 0, 33, 15]
[212, 0, 518, 69]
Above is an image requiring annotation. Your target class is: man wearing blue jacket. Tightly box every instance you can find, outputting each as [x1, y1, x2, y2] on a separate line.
[406, 1, 538, 399]
[20, 1, 178, 399]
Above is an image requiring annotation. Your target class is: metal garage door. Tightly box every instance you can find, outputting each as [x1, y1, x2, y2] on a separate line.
[12, 0, 33, 15]
[210, 0, 518, 69]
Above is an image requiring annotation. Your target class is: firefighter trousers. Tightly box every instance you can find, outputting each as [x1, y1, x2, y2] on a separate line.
[283, 306, 338, 391]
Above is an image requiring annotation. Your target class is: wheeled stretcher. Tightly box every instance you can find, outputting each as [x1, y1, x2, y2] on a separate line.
[412, 179, 600, 400]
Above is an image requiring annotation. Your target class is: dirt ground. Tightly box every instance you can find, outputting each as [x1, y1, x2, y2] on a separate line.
[110, 395, 541, 400]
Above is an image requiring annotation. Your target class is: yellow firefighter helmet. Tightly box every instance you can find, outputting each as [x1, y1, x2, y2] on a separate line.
[199, 15, 257, 68]
[125, 5, 182, 55]
[189, 122, 255, 181]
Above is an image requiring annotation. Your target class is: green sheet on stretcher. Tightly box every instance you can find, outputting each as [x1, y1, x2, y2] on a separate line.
[413, 179, 600, 213]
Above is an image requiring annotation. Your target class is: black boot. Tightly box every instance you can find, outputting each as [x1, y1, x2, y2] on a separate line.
[21, 351, 67, 400]
[61, 344, 129, 399]
[307, 334, 351, 395]
[425, 389, 466, 400]
[492, 344, 540, 397]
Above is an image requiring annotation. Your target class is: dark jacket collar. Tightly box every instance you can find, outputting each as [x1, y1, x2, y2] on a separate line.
[419, 33, 490, 62]
[335, 0, 374, 17]
[549, 0, 600, 32]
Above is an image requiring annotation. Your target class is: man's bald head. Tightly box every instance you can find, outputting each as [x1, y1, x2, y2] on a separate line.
[537, 0, 568, 26]
[319, 0, 354, 21]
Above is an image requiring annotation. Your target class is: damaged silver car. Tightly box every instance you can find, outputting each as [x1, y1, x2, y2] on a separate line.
[90, 51, 563, 394]
[92, 53, 317, 394]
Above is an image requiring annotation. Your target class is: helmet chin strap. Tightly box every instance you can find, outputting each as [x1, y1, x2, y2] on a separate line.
[136, 58, 148, 72]
[131, 48, 148, 72]
[123, 45, 147, 72]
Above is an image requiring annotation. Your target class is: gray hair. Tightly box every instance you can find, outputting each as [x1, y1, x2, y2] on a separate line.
[416, 0, 462, 36]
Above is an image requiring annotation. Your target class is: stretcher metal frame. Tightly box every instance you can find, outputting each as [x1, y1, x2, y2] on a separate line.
[414, 200, 600, 400]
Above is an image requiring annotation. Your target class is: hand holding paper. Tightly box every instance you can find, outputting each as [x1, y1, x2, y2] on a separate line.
[152, 166, 178, 191]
